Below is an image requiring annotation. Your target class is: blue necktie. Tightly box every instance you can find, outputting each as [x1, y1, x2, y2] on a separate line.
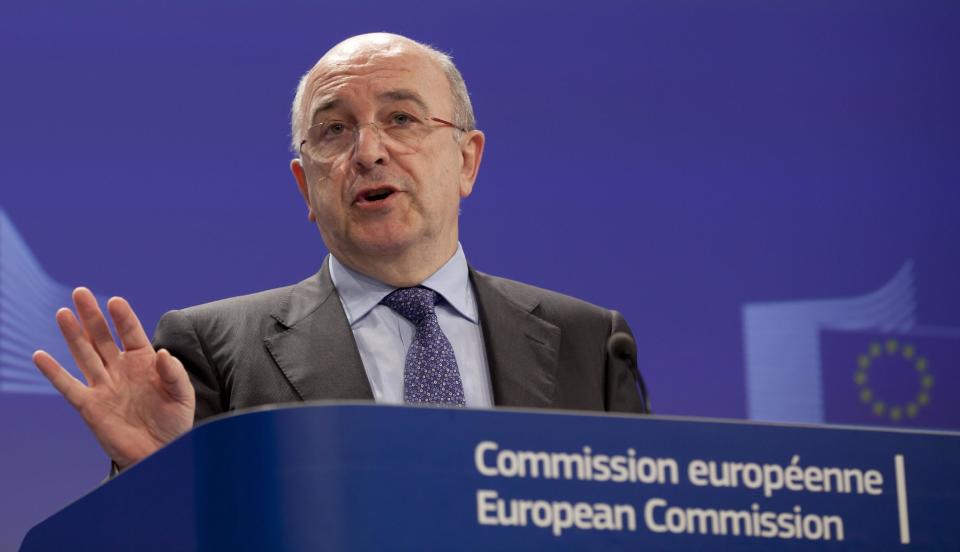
[381, 287, 466, 406]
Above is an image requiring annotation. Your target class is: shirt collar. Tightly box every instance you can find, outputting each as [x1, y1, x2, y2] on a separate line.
[329, 243, 478, 327]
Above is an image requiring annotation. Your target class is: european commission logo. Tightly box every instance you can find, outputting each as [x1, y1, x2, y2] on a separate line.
[743, 262, 960, 430]
[0, 209, 107, 393]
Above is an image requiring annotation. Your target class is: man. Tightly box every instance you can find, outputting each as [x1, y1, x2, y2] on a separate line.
[32, 33, 646, 472]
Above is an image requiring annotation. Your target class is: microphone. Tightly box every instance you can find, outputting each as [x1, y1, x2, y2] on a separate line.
[607, 332, 650, 414]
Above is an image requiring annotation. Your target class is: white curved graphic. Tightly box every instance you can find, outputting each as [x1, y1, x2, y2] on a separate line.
[743, 262, 917, 422]
[0, 210, 106, 393]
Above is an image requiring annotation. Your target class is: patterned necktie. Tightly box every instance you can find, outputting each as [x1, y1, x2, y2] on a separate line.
[381, 287, 466, 407]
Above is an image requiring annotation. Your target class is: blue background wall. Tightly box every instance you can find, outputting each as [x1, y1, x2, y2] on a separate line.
[2, 0, 958, 547]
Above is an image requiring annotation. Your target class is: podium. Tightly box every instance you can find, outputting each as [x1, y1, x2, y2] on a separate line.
[21, 403, 960, 550]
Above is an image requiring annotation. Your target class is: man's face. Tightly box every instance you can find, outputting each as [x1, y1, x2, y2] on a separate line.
[291, 36, 484, 280]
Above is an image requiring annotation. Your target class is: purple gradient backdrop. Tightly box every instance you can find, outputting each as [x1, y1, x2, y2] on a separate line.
[2, 0, 959, 547]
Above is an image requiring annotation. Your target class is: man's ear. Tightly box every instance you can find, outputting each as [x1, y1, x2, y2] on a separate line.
[458, 130, 485, 199]
[290, 158, 316, 222]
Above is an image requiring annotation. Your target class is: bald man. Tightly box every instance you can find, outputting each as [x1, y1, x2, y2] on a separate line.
[33, 33, 646, 472]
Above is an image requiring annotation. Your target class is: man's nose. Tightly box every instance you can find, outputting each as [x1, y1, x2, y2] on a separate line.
[352, 122, 388, 170]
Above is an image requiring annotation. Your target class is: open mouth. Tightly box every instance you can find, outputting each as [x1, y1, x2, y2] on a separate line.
[356, 186, 397, 204]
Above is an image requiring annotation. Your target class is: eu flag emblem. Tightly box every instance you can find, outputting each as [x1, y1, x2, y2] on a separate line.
[821, 329, 960, 430]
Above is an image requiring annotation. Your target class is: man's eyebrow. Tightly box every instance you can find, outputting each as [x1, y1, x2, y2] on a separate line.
[379, 89, 429, 112]
[310, 99, 340, 124]
[308, 90, 428, 124]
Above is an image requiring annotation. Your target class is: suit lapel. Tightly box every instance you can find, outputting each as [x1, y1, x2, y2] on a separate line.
[471, 269, 560, 408]
[264, 258, 373, 401]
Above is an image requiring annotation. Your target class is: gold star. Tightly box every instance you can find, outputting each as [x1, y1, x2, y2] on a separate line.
[902, 344, 915, 359]
[860, 388, 873, 403]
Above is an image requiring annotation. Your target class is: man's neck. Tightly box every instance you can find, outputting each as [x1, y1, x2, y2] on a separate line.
[333, 242, 459, 288]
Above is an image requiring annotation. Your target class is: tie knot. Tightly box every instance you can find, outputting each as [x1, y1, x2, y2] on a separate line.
[381, 286, 438, 325]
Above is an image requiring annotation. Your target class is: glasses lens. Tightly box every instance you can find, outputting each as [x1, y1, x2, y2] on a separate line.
[304, 120, 353, 161]
[381, 114, 432, 151]
[302, 115, 445, 160]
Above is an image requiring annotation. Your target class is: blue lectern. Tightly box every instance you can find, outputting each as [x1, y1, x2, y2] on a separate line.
[21, 403, 960, 550]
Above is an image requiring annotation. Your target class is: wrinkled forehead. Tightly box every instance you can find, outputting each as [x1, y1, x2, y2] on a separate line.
[303, 44, 451, 124]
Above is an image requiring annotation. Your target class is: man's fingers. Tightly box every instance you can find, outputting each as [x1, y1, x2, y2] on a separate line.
[73, 288, 121, 362]
[107, 297, 151, 351]
[32, 350, 87, 407]
[156, 350, 193, 404]
[56, 307, 109, 385]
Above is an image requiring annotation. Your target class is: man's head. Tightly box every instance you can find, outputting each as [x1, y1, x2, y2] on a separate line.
[289, 33, 484, 286]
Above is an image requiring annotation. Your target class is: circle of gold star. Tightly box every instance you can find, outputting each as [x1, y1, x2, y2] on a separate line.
[854, 339, 932, 422]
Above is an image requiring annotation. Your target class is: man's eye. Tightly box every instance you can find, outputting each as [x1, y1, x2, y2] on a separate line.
[324, 121, 349, 137]
[390, 112, 414, 126]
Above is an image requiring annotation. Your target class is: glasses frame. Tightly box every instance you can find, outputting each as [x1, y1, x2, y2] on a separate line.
[298, 116, 466, 158]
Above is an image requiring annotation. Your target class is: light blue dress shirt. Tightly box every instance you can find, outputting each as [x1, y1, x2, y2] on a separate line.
[328, 245, 494, 407]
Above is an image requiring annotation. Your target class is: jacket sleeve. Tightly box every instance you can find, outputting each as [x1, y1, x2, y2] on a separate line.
[152, 309, 226, 423]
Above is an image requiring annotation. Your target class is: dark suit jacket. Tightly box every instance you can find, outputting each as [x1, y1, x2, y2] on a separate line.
[153, 261, 645, 422]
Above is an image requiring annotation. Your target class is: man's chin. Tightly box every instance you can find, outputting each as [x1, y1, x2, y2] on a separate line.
[349, 231, 418, 259]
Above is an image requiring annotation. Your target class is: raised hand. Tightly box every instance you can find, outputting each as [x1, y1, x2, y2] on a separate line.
[32, 287, 195, 470]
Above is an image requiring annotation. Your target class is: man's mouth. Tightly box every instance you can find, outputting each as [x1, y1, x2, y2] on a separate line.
[355, 186, 398, 204]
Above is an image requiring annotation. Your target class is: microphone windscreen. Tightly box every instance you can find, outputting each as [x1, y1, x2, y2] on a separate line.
[607, 331, 636, 360]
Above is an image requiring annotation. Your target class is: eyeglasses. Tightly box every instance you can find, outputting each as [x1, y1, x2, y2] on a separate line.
[299, 112, 465, 162]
